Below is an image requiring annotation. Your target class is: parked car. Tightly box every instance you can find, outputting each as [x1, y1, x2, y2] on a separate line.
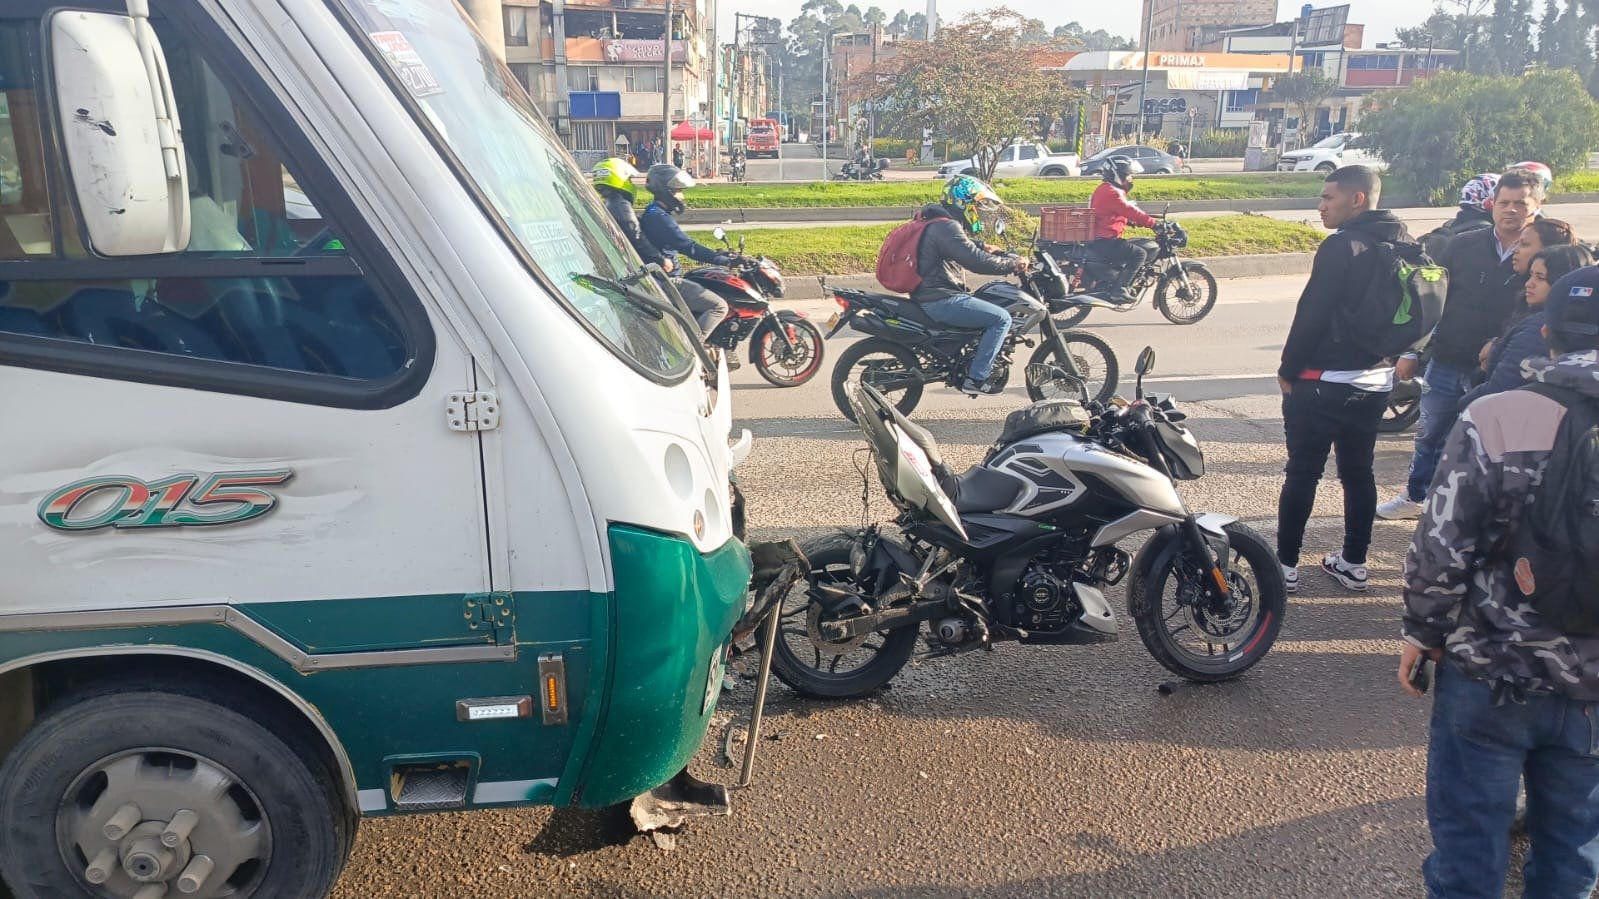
[1080, 145, 1183, 178]
[937, 141, 1080, 179]
[1276, 132, 1384, 173]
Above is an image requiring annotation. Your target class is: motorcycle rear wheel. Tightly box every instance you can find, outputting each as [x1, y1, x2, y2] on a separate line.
[1380, 395, 1421, 433]
[1025, 331, 1118, 405]
[769, 533, 921, 699]
[831, 339, 925, 422]
[1128, 523, 1286, 682]
[754, 318, 826, 387]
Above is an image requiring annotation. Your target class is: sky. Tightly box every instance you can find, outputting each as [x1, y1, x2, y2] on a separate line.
[717, 0, 1442, 47]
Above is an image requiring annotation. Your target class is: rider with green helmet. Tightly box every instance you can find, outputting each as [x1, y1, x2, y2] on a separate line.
[906, 174, 1030, 395]
[589, 157, 668, 271]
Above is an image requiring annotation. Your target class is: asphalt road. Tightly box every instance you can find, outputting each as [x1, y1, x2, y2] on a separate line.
[330, 272, 1546, 896]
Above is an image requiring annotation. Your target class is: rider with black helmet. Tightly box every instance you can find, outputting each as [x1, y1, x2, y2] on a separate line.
[639, 164, 733, 335]
[1088, 156, 1159, 303]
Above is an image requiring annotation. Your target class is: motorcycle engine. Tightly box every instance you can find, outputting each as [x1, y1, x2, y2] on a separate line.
[1010, 563, 1081, 633]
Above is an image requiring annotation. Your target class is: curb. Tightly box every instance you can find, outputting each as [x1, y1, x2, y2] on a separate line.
[676, 192, 1599, 227]
[779, 252, 1315, 300]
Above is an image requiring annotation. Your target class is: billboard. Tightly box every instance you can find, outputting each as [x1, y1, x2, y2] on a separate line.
[1302, 5, 1351, 47]
[603, 39, 687, 64]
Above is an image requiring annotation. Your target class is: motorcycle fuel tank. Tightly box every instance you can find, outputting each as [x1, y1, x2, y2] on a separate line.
[991, 431, 1186, 519]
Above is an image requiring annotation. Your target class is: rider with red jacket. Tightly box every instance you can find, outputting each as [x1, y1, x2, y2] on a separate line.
[1089, 156, 1158, 302]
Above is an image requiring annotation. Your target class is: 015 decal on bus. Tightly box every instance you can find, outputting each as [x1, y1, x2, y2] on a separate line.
[37, 470, 296, 531]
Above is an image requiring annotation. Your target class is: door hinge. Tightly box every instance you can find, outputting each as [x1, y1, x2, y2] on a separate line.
[447, 391, 500, 432]
[463, 593, 514, 644]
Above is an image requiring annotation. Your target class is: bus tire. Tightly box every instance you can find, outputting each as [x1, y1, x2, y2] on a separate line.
[0, 682, 350, 899]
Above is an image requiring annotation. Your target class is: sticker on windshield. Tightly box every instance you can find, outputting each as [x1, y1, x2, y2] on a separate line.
[370, 31, 444, 98]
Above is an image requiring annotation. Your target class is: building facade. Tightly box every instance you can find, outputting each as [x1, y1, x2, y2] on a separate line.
[1141, 0, 1277, 52]
[1051, 51, 1293, 142]
[491, 0, 715, 172]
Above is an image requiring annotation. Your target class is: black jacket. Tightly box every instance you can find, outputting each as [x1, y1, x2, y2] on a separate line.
[601, 188, 666, 268]
[1420, 207, 1492, 262]
[909, 205, 1018, 303]
[1429, 226, 1524, 372]
[1279, 210, 1412, 380]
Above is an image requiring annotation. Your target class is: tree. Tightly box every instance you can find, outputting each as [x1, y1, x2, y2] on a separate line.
[1539, 0, 1561, 58]
[1362, 69, 1599, 202]
[886, 9, 909, 37]
[1053, 21, 1136, 50]
[1264, 72, 1338, 142]
[865, 8, 1078, 180]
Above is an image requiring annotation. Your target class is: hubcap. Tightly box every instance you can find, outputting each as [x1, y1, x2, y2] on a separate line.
[59, 749, 271, 898]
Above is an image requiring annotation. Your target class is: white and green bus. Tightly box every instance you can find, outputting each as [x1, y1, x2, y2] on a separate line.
[0, 1, 754, 895]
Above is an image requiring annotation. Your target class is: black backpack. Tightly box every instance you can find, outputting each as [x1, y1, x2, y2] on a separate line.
[1343, 240, 1448, 358]
[1504, 382, 1599, 636]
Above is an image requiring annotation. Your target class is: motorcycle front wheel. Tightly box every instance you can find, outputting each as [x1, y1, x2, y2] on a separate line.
[831, 339, 925, 421]
[1154, 262, 1218, 325]
[769, 533, 920, 699]
[754, 318, 826, 387]
[1025, 331, 1118, 405]
[1127, 522, 1286, 682]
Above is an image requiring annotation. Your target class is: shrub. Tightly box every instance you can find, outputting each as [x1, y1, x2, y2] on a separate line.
[1361, 69, 1599, 204]
[1189, 129, 1249, 158]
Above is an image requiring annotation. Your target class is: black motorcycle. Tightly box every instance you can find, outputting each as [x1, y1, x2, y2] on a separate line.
[683, 229, 826, 387]
[1041, 218, 1218, 327]
[729, 154, 748, 183]
[769, 348, 1286, 699]
[824, 248, 1118, 420]
[834, 157, 890, 181]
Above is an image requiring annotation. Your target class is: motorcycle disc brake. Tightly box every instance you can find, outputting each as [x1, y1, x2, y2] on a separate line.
[1178, 575, 1254, 644]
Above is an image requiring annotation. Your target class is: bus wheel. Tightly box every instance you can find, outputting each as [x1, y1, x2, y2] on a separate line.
[0, 684, 349, 898]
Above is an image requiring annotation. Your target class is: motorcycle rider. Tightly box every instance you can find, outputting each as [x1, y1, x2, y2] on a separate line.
[909, 175, 1031, 396]
[1089, 156, 1159, 303]
[590, 157, 670, 271]
[639, 164, 733, 336]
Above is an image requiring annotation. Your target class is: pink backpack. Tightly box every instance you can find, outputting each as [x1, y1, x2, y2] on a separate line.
[876, 213, 933, 294]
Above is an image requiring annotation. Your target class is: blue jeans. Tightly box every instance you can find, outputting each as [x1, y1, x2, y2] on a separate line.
[919, 294, 1011, 382]
[1406, 361, 1472, 502]
[1424, 664, 1599, 898]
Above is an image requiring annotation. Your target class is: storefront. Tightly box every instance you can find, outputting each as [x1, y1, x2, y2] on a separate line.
[1049, 51, 1291, 141]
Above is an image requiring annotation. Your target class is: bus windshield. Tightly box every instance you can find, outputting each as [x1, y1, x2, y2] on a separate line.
[335, 0, 694, 381]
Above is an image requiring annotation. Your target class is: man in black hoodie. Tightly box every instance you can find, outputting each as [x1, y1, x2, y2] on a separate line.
[1276, 166, 1409, 594]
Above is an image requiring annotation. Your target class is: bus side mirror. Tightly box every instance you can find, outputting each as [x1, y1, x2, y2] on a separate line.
[51, 7, 190, 255]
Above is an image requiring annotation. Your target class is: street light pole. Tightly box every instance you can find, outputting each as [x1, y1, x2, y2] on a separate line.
[821, 30, 831, 173]
[662, 0, 673, 156]
[1136, 0, 1154, 144]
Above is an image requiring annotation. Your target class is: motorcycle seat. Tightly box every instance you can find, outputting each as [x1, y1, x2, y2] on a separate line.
[942, 465, 1025, 514]
[839, 288, 986, 331]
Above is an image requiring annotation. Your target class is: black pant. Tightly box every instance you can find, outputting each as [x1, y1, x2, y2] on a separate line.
[1088, 238, 1149, 289]
[1277, 380, 1389, 567]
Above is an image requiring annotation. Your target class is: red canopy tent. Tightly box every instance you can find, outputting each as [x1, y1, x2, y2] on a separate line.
[669, 121, 716, 178]
[670, 121, 715, 141]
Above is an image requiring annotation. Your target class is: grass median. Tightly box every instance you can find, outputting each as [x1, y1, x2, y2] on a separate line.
[688, 213, 1326, 277]
[656, 174, 1328, 210]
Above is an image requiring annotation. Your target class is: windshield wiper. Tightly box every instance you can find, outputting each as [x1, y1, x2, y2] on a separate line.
[570, 265, 718, 376]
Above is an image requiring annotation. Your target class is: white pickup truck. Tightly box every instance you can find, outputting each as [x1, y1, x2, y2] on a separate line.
[938, 141, 1081, 179]
[1276, 132, 1386, 173]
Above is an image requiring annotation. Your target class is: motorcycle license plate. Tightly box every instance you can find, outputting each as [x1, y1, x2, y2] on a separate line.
[826, 312, 841, 331]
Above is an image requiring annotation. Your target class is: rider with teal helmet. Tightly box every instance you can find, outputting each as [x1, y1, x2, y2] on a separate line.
[906, 174, 1029, 395]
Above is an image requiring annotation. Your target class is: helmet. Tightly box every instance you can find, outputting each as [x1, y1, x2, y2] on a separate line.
[590, 157, 640, 196]
[1509, 161, 1554, 190]
[941, 175, 1003, 235]
[645, 164, 696, 213]
[1459, 173, 1499, 211]
[1100, 155, 1143, 187]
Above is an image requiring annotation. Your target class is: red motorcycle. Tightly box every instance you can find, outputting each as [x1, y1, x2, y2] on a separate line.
[683, 229, 826, 387]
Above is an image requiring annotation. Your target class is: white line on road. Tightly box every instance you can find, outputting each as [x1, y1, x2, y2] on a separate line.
[1148, 372, 1278, 383]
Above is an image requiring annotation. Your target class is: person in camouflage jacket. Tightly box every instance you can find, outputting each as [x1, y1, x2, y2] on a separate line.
[1400, 268, 1599, 899]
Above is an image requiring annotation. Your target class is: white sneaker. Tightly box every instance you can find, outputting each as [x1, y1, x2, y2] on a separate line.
[1376, 495, 1424, 521]
[1321, 553, 1369, 592]
[1281, 564, 1298, 594]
